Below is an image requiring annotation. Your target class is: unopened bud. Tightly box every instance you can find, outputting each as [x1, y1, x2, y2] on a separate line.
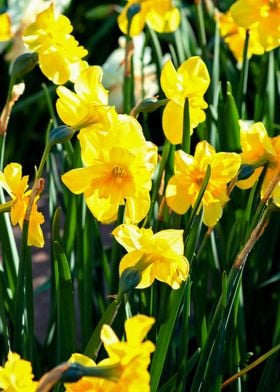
[48, 125, 76, 147]
[10, 52, 38, 81]
[238, 164, 255, 180]
[118, 267, 142, 296]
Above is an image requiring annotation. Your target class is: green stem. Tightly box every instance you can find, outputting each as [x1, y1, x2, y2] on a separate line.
[195, 0, 207, 60]
[237, 30, 250, 117]
[181, 98, 191, 154]
[222, 343, 280, 389]
[143, 140, 171, 227]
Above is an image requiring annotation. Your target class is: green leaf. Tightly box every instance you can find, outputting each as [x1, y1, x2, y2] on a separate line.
[53, 241, 76, 362]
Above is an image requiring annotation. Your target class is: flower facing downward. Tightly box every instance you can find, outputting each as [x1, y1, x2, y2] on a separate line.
[230, 0, 280, 51]
[65, 315, 155, 391]
[165, 141, 241, 227]
[23, 3, 88, 84]
[112, 224, 189, 289]
[0, 352, 38, 391]
[118, 0, 181, 36]
[61, 115, 157, 224]
[0, 163, 45, 247]
[56, 66, 113, 132]
[160, 57, 210, 144]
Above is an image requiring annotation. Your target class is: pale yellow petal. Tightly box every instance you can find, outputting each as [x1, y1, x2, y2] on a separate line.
[62, 167, 94, 194]
[112, 224, 143, 252]
[203, 202, 223, 227]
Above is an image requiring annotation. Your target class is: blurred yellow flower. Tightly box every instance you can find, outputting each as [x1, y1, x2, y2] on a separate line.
[0, 13, 12, 41]
[237, 121, 280, 206]
[112, 224, 189, 289]
[56, 66, 113, 132]
[166, 141, 241, 227]
[118, 0, 180, 36]
[62, 115, 157, 224]
[0, 352, 38, 391]
[160, 57, 210, 144]
[65, 315, 155, 391]
[216, 10, 264, 63]
[23, 3, 88, 84]
[0, 163, 45, 247]
[230, 0, 280, 51]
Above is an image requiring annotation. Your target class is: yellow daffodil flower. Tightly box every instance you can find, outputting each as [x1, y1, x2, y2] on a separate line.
[112, 224, 189, 289]
[65, 315, 155, 391]
[160, 57, 210, 144]
[56, 66, 114, 133]
[0, 352, 38, 391]
[166, 141, 241, 227]
[118, 0, 181, 36]
[230, 0, 280, 51]
[237, 121, 280, 206]
[0, 163, 45, 247]
[23, 3, 88, 84]
[216, 10, 264, 63]
[0, 13, 12, 41]
[61, 115, 157, 224]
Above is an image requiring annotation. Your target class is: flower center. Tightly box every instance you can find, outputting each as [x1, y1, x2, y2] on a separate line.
[268, 0, 279, 10]
[112, 166, 126, 183]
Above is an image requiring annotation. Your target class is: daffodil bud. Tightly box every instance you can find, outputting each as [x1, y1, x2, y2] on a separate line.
[118, 267, 142, 296]
[127, 3, 141, 22]
[61, 363, 121, 383]
[131, 98, 169, 117]
[9, 52, 38, 82]
[48, 125, 76, 147]
[238, 164, 255, 180]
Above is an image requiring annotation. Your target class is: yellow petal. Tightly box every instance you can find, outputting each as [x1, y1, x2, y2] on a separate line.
[62, 167, 94, 194]
[119, 250, 143, 276]
[125, 315, 155, 345]
[74, 66, 108, 104]
[203, 202, 223, 227]
[147, 6, 180, 33]
[153, 229, 184, 255]
[166, 176, 193, 214]
[160, 59, 183, 102]
[178, 56, 210, 97]
[162, 101, 184, 144]
[39, 51, 70, 85]
[112, 224, 143, 252]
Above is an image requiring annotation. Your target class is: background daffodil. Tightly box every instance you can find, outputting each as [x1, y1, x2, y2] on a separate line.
[62, 115, 157, 224]
[23, 3, 88, 84]
[160, 56, 210, 144]
[0, 163, 45, 247]
[230, 0, 280, 51]
[118, 0, 181, 36]
[166, 141, 241, 227]
[112, 224, 189, 289]
[216, 10, 264, 63]
[237, 121, 280, 206]
[0, 352, 38, 391]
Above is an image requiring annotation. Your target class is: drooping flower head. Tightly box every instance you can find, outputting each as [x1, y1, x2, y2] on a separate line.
[23, 3, 88, 84]
[237, 121, 280, 206]
[61, 115, 157, 224]
[65, 315, 155, 391]
[0, 352, 38, 391]
[160, 57, 210, 144]
[118, 0, 181, 36]
[56, 66, 114, 133]
[166, 141, 241, 227]
[112, 224, 189, 289]
[230, 0, 280, 51]
[0, 163, 45, 247]
[216, 10, 264, 63]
